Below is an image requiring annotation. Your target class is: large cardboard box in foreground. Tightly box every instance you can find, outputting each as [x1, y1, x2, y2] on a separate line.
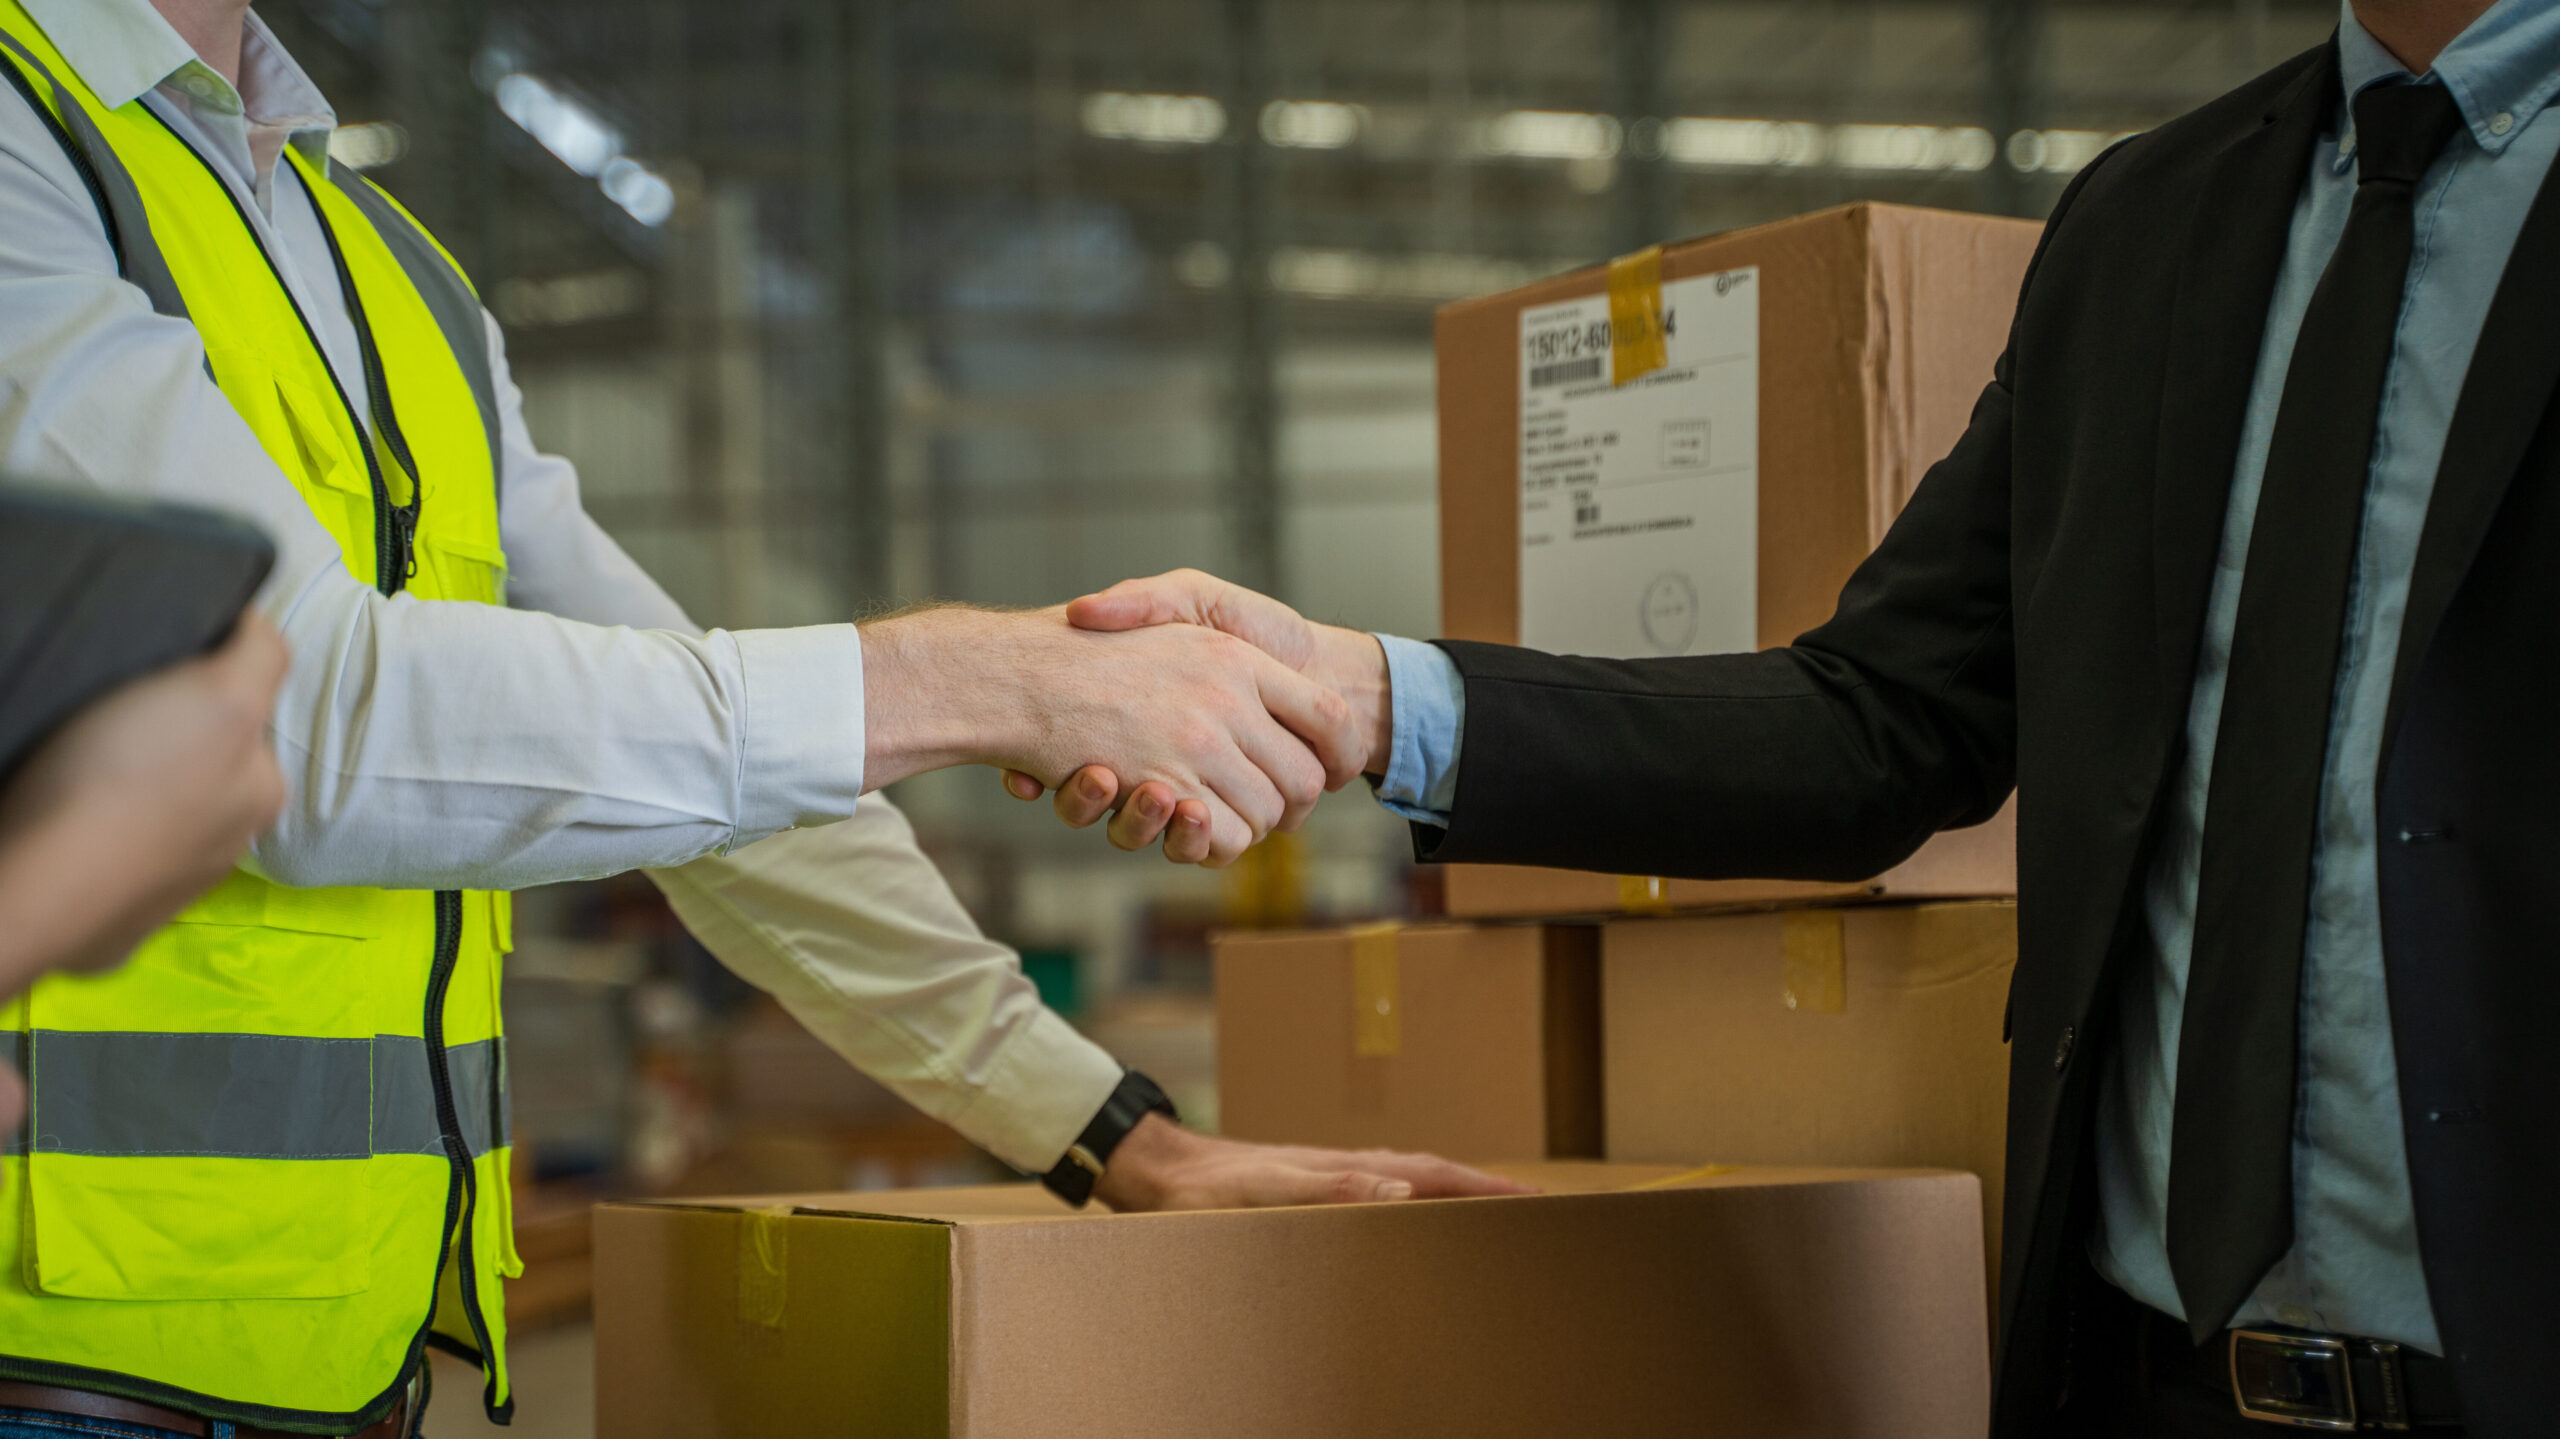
[594, 1163, 1989, 1438]
[1214, 922, 1599, 1162]
[1605, 901, 2017, 1296]
[1433, 202, 2037, 919]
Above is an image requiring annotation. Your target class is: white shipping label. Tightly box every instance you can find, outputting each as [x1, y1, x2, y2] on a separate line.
[1517, 266, 1759, 658]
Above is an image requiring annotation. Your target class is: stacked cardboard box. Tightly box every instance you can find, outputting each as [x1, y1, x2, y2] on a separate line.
[1434, 200, 2034, 917]
[1214, 922, 1599, 1162]
[1602, 901, 2017, 1303]
[593, 1162, 1989, 1438]
[1211, 905, 2016, 1299]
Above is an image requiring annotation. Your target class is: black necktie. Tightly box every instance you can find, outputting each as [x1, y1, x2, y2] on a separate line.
[2167, 80, 2467, 1342]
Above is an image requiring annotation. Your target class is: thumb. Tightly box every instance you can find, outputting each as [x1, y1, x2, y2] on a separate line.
[1065, 571, 1213, 633]
[1071, 570, 1317, 672]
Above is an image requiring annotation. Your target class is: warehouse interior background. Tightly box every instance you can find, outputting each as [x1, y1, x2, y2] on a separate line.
[245, 0, 2336, 1425]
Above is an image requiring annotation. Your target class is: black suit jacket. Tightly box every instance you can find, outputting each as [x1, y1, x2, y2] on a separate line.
[1419, 41, 2560, 1438]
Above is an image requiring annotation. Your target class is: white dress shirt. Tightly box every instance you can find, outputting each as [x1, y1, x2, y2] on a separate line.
[0, 0, 1118, 1171]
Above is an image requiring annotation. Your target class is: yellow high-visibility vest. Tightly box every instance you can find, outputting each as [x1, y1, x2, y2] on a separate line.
[0, 5, 521, 1428]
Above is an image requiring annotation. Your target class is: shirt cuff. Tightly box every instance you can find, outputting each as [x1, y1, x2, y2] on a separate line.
[947, 1008, 1126, 1173]
[1371, 633, 1465, 827]
[729, 622, 867, 845]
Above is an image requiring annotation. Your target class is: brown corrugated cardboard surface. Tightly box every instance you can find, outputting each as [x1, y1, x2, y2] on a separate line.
[593, 1162, 1989, 1438]
[1603, 901, 2016, 1304]
[1213, 922, 1600, 1161]
[1433, 202, 2037, 919]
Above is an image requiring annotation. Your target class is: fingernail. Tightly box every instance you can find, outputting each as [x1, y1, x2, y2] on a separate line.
[1137, 793, 1164, 820]
[1378, 1180, 1413, 1201]
[1080, 773, 1107, 800]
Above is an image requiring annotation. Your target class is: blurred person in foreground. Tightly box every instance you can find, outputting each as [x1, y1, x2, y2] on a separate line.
[0, 612, 286, 1125]
[1033, 0, 2560, 1433]
[0, 0, 1518, 1433]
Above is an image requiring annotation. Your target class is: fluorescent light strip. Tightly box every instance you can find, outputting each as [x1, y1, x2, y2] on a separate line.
[327, 121, 409, 171]
[1085, 94, 2136, 179]
[494, 71, 676, 226]
[1081, 91, 1226, 145]
[1261, 99, 1366, 150]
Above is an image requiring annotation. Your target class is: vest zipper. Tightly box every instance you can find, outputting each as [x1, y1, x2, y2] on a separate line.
[309, 198, 424, 596]
[423, 890, 507, 1420]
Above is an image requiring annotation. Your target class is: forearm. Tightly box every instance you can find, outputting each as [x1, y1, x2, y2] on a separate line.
[250, 577, 864, 889]
[856, 605, 1033, 788]
[1419, 641, 2007, 877]
[646, 799, 1120, 1172]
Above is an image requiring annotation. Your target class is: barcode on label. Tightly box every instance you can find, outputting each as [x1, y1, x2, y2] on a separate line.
[1529, 357, 1604, 389]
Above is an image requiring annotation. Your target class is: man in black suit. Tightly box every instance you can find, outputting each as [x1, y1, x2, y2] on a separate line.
[1021, 0, 2558, 1432]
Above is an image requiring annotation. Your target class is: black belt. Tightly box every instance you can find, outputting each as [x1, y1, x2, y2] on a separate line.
[0, 1378, 414, 1438]
[2138, 1302, 2464, 1430]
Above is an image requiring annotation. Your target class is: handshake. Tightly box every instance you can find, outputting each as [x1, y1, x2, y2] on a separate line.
[861, 568, 1388, 866]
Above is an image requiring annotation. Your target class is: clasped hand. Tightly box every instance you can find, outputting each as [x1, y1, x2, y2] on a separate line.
[859, 600, 1373, 867]
[934, 576, 1389, 866]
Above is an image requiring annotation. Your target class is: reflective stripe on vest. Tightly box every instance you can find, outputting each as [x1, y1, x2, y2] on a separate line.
[323, 159, 505, 504]
[0, 1033, 509, 1161]
[0, 27, 187, 321]
[0, 5, 519, 1429]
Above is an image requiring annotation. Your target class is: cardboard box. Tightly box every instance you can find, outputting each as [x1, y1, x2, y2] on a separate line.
[1214, 922, 1599, 1162]
[593, 1162, 1989, 1438]
[1603, 901, 2016, 1299]
[1433, 202, 2037, 919]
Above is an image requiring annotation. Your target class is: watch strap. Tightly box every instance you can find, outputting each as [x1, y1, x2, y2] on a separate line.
[1041, 1069, 1178, 1207]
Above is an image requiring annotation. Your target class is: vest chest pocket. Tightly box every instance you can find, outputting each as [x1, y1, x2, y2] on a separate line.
[415, 521, 507, 607]
[409, 421, 506, 606]
[21, 883, 394, 1300]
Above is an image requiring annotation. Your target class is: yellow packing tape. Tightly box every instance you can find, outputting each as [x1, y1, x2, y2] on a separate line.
[1607, 244, 1670, 387]
[737, 1203, 791, 1329]
[1350, 921, 1402, 1058]
[1781, 910, 1848, 1013]
[1616, 874, 1673, 914]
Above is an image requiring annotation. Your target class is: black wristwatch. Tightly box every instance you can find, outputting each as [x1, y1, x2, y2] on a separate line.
[1040, 1069, 1178, 1207]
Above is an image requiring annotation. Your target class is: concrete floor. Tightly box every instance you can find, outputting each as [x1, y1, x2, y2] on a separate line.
[427, 1324, 595, 1439]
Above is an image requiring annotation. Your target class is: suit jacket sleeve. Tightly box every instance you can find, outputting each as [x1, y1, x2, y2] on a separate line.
[1414, 163, 2119, 880]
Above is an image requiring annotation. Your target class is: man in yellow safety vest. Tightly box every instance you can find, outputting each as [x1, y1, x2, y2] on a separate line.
[0, 2, 1517, 1433]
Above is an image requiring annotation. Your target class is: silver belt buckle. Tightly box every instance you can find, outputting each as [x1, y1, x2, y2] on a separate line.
[2229, 1329, 2357, 1430]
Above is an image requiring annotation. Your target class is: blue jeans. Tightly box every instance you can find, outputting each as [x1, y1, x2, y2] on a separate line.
[0, 1411, 233, 1439]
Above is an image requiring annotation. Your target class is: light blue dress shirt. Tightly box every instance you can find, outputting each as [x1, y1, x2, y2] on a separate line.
[1378, 0, 2560, 1351]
